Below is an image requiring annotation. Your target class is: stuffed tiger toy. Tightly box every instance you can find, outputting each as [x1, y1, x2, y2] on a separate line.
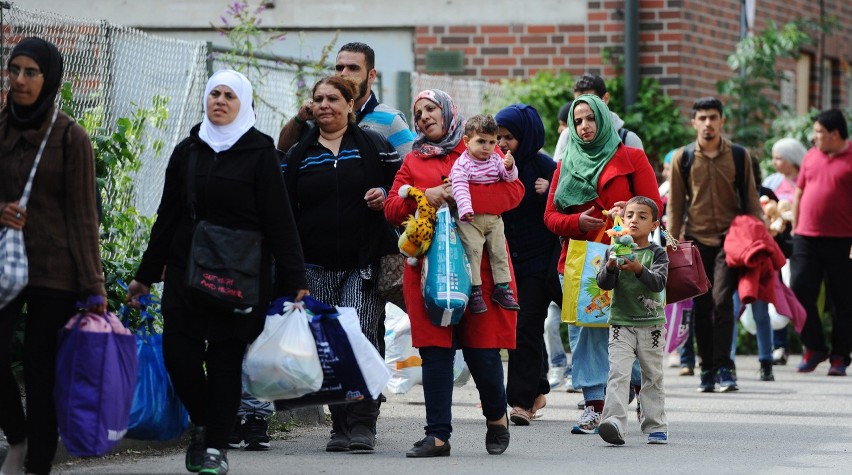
[397, 184, 437, 265]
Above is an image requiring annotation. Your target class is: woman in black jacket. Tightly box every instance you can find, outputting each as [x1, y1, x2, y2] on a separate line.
[127, 69, 308, 475]
[282, 75, 400, 454]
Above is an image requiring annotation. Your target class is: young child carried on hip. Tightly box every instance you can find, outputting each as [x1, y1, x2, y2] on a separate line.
[595, 196, 670, 446]
[449, 114, 520, 314]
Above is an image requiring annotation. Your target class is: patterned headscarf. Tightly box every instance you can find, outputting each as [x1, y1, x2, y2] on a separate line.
[553, 94, 621, 211]
[199, 69, 256, 153]
[410, 89, 464, 159]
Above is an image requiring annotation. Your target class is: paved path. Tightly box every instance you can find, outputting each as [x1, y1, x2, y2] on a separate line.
[52, 356, 851, 474]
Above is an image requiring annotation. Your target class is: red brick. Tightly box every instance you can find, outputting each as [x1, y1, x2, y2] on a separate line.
[520, 35, 549, 44]
[658, 33, 681, 42]
[568, 35, 586, 44]
[528, 25, 557, 34]
[473, 36, 485, 44]
[553, 57, 566, 65]
[588, 12, 608, 21]
[513, 46, 526, 55]
[488, 35, 518, 44]
[416, 26, 428, 34]
[481, 68, 510, 77]
[640, 33, 657, 42]
[640, 11, 656, 20]
[588, 24, 601, 32]
[449, 26, 477, 34]
[559, 25, 586, 33]
[659, 10, 680, 19]
[418, 36, 438, 45]
[488, 57, 518, 66]
[640, 0, 665, 7]
[604, 23, 624, 32]
[472, 57, 485, 66]
[441, 36, 470, 45]
[481, 25, 510, 34]
[529, 46, 558, 55]
[521, 56, 550, 66]
[561, 46, 585, 55]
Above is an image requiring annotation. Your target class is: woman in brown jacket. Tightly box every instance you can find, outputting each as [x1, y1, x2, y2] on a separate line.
[0, 37, 106, 475]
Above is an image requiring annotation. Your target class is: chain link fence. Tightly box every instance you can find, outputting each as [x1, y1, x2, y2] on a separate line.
[0, 3, 330, 216]
[410, 72, 508, 120]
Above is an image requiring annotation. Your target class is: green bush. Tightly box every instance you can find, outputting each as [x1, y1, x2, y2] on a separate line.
[501, 71, 575, 156]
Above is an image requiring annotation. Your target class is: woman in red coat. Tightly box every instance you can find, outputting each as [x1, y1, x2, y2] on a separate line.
[384, 89, 524, 457]
[543, 94, 661, 435]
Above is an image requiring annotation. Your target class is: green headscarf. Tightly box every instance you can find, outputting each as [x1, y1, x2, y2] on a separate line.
[553, 94, 621, 211]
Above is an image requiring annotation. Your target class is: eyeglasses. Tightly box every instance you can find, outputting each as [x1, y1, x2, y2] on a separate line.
[8, 66, 43, 80]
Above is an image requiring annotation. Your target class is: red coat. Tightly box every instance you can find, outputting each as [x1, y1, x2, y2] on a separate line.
[724, 214, 787, 304]
[384, 140, 524, 349]
[544, 145, 662, 273]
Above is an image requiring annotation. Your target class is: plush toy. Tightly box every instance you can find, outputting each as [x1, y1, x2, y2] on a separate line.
[760, 195, 793, 236]
[397, 184, 438, 265]
[604, 212, 637, 265]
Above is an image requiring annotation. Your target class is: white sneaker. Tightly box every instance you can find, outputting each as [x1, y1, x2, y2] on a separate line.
[547, 366, 567, 388]
[570, 406, 601, 434]
[667, 352, 681, 368]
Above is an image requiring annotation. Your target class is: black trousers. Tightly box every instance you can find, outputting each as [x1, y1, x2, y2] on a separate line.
[690, 238, 738, 373]
[791, 235, 852, 365]
[0, 286, 77, 475]
[162, 328, 246, 450]
[506, 271, 551, 409]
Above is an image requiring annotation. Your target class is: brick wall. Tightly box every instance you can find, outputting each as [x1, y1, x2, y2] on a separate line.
[413, 0, 851, 115]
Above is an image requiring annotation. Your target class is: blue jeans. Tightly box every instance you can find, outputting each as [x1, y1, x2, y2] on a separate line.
[420, 346, 506, 442]
[679, 318, 696, 369]
[731, 291, 773, 363]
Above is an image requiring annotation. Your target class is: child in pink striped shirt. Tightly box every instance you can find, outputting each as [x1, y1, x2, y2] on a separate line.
[449, 114, 520, 314]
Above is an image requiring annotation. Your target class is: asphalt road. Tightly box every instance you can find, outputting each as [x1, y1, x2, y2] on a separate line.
[50, 355, 851, 475]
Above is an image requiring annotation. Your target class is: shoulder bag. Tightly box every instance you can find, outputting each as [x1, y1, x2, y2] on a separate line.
[662, 227, 711, 304]
[0, 107, 59, 310]
[184, 147, 262, 314]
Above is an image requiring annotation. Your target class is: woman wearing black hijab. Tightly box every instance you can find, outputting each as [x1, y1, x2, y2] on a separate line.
[0, 38, 105, 475]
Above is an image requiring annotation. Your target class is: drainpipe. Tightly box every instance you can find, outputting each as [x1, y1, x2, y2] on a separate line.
[624, 0, 639, 111]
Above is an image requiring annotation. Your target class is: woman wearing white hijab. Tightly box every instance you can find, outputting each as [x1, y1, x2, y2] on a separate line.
[127, 70, 308, 474]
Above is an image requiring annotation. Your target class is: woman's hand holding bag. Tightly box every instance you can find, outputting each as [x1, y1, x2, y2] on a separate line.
[243, 298, 323, 401]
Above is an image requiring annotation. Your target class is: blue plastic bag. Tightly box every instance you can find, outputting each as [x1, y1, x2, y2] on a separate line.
[55, 303, 138, 456]
[119, 295, 189, 440]
[422, 206, 471, 326]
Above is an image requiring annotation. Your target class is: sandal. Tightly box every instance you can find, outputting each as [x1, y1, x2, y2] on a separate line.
[530, 394, 547, 419]
[509, 407, 532, 426]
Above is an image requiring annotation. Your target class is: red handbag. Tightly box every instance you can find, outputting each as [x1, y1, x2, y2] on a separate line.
[663, 230, 711, 304]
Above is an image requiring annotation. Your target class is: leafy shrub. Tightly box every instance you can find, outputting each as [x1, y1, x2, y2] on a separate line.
[501, 71, 575, 156]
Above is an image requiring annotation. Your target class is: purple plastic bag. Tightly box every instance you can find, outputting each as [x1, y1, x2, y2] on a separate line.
[664, 299, 693, 354]
[55, 311, 138, 457]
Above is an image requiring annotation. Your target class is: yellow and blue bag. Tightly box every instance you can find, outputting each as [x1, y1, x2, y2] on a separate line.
[561, 236, 612, 328]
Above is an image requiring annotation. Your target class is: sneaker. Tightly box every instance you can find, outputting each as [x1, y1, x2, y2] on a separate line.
[576, 399, 586, 410]
[716, 367, 738, 392]
[348, 425, 376, 452]
[563, 375, 580, 393]
[772, 348, 788, 366]
[797, 349, 829, 373]
[186, 426, 207, 473]
[759, 360, 775, 381]
[570, 406, 601, 434]
[226, 418, 243, 449]
[490, 286, 520, 311]
[647, 432, 668, 444]
[484, 422, 510, 455]
[697, 370, 715, 392]
[547, 366, 567, 389]
[326, 431, 350, 452]
[198, 448, 229, 475]
[667, 352, 681, 368]
[679, 366, 695, 376]
[469, 287, 488, 314]
[827, 356, 847, 376]
[598, 418, 625, 445]
[242, 415, 270, 451]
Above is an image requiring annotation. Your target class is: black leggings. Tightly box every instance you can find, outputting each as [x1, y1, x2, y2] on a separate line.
[0, 286, 78, 475]
[162, 329, 247, 450]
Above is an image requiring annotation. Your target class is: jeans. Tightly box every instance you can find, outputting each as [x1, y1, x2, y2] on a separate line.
[791, 235, 852, 365]
[773, 327, 789, 351]
[420, 346, 506, 442]
[731, 291, 773, 363]
[691, 238, 738, 373]
[679, 315, 696, 369]
[506, 271, 551, 409]
[237, 386, 274, 418]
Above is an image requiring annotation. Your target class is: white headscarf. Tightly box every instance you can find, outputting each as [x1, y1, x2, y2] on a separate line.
[199, 69, 256, 153]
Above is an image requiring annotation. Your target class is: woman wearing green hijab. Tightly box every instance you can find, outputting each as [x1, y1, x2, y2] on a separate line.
[543, 94, 661, 435]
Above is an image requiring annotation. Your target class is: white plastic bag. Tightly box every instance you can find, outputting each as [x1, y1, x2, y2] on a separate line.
[244, 300, 322, 401]
[335, 306, 392, 400]
[384, 305, 422, 394]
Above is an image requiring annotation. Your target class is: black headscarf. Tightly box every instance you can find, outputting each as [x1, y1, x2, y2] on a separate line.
[7, 37, 64, 129]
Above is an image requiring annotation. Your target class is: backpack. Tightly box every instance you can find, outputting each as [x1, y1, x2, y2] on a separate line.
[679, 141, 748, 212]
[617, 127, 630, 145]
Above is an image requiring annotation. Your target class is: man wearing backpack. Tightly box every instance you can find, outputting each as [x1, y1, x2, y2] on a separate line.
[552, 74, 643, 161]
[666, 97, 763, 393]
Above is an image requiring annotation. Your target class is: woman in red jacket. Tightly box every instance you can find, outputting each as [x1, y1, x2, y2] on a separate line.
[384, 89, 524, 457]
[544, 94, 660, 435]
